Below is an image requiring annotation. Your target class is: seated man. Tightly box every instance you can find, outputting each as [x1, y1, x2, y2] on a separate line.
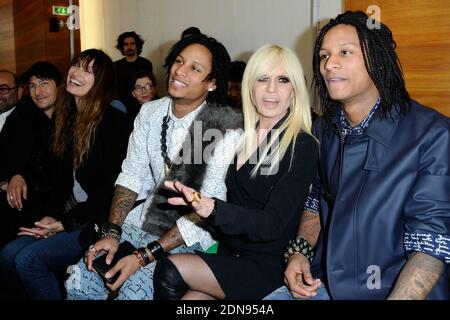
[0, 67, 60, 248]
[266, 11, 450, 301]
[65, 34, 242, 300]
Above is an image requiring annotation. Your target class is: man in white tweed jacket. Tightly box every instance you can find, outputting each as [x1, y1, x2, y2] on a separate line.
[65, 34, 242, 300]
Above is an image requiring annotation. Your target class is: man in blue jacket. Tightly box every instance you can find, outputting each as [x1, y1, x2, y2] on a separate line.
[267, 11, 449, 300]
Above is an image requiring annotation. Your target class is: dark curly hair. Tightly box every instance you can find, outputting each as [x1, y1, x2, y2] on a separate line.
[312, 10, 411, 121]
[164, 33, 231, 106]
[116, 31, 145, 56]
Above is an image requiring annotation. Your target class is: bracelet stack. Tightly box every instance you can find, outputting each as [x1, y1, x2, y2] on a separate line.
[134, 247, 151, 267]
[101, 222, 122, 242]
[147, 241, 164, 261]
[133, 241, 164, 267]
[284, 237, 314, 264]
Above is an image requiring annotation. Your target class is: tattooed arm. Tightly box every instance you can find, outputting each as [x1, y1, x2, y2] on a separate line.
[109, 184, 191, 261]
[109, 185, 138, 226]
[142, 224, 185, 262]
[85, 184, 137, 269]
[297, 210, 321, 248]
[387, 252, 444, 300]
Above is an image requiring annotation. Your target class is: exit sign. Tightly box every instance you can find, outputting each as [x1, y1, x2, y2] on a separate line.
[52, 6, 69, 16]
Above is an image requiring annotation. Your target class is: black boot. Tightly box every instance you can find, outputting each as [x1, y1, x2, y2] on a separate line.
[153, 256, 189, 300]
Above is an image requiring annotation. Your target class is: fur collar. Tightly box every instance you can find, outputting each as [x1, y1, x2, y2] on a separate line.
[142, 102, 243, 235]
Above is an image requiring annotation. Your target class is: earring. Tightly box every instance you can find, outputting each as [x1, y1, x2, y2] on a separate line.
[208, 88, 214, 92]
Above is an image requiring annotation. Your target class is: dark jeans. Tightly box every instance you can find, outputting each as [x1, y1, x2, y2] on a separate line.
[0, 228, 83, 300]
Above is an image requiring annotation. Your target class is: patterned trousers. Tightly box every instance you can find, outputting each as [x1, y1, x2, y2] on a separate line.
[65, 223, 201, 300]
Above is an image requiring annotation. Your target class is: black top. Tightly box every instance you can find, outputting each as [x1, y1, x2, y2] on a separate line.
[198, 129, 319, 299]
[0, 99, 38, 183]
[0, 101, 55, 247]
[48, 106, 131, 235]
[114, 57, 153, 112]
[0, 100, 54, 205]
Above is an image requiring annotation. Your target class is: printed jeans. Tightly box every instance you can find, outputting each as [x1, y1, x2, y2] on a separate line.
[65, 223, 202, 300]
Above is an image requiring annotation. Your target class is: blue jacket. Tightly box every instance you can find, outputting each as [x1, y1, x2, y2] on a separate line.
[311, 101, 450, 299]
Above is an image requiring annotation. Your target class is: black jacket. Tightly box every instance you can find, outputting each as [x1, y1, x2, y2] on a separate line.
[49, 106, 131, 233]
[0, 100, 39, 183]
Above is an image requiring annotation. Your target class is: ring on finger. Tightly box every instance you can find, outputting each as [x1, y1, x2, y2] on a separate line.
[88, 244, 97, 253]
[191, 191, 202, 204]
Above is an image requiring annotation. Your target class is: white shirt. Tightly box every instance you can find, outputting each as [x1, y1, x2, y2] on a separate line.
[117, 97, 241, 250]
[0, 107, 15, 133]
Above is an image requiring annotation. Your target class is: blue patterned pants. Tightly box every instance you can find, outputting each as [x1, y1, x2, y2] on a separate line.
[65, 223, 201, 300]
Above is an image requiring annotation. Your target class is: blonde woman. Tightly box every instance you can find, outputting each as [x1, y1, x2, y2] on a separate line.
[153, 44, 319, 300]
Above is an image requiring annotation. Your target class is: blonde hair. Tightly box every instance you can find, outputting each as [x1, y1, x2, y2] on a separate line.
[238, 44, 313, 176]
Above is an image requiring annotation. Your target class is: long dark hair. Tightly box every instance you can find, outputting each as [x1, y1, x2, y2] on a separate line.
[164, 33, 231, 106]
[53, 49, 116, 168]
[312, 10, 411, 121]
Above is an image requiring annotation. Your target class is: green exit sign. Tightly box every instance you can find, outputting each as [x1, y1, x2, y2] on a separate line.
[52, 6, 69, 16]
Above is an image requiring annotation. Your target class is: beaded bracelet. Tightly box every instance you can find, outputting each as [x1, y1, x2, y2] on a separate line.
[101, 222, 122, 241]
[101, 231, 121, 242]
[284, 237, 314, 264]
[102, 222, 122, 236]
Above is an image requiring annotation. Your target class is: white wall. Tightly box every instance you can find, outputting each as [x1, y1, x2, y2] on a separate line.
[80, 0, 342, 95]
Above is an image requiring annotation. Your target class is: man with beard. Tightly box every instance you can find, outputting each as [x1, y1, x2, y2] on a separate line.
[0, 70, 25, 199]
[0, 71, 22, 133]
[114, 31, 153, 114]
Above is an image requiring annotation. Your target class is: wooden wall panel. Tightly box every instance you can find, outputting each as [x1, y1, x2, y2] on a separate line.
[12, 0, 80, 77]
[345, 0, 450, 116]
[44, 0, 81, 75]
[0, 0, 16, 73]
[13, 0, 46, 76]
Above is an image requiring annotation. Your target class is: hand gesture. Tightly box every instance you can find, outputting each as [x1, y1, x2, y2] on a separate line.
[6, 175, 27, 210]
[18, 216, 62, 239]
[284, 253, 321, 298]
[164, 180, 215, 218]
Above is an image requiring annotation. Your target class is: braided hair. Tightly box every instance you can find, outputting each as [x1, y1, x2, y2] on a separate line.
[164, 33, 231, 106]
[312, 11, 411, 121]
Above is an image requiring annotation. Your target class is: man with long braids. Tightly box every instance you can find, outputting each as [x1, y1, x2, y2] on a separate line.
[65, 34, 242, 300]
[267, 11, 449, 300]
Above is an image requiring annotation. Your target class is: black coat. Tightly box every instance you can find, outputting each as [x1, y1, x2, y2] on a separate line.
[49, 106, 131, 235]
[200, 131, 319, 299]
[0, 100, 40, 183]
[0, 100, 54, 247]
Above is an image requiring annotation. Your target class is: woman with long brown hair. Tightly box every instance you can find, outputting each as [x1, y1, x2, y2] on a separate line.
[0, 49, 130, 299]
